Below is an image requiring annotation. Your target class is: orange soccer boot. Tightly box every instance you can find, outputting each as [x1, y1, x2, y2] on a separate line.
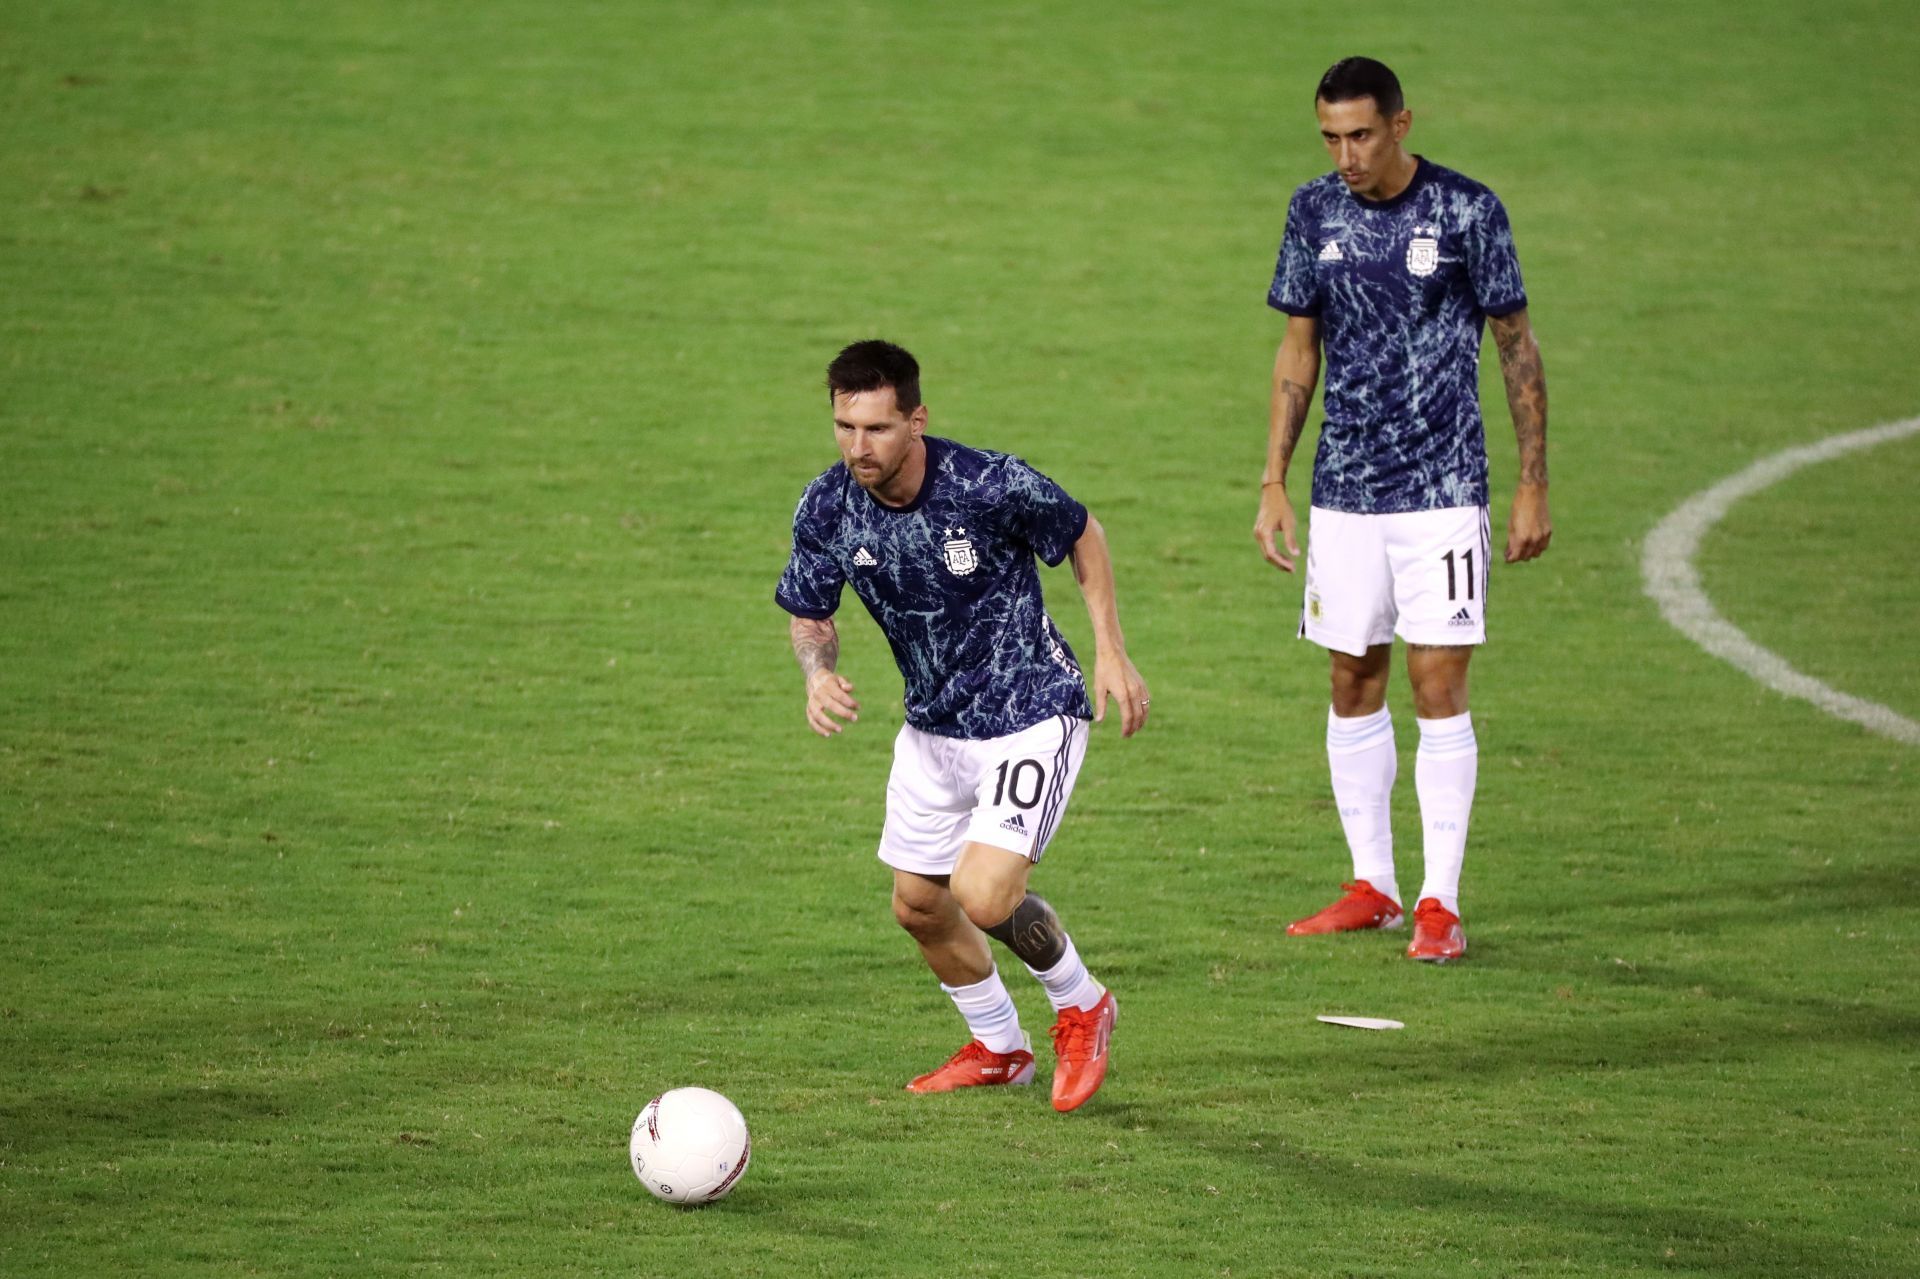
[1406, 898, 1467, 963]
[1048, 990, 1117, 1113]
[905, 1036, 1036, 1094]
[1286, 880, 1404, 935]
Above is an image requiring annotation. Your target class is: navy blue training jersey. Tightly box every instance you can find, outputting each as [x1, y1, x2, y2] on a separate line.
[1267, 157, 1528, 515]
[776, 436, 1093, 740]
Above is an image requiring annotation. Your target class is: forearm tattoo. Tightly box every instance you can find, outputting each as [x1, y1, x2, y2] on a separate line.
[790, 615, 838, 683]
[1492, 320, 1549, 486]
[984, 892, 1067, 970]
[1270, 377, 1313, 480]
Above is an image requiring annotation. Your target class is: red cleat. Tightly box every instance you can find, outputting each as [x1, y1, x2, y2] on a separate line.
[1286, 880, 1404, 935]
[1407, 898, 1466, 962]
[905, 1036, 1036, 1093]
[1049, 991, 1117, 1113]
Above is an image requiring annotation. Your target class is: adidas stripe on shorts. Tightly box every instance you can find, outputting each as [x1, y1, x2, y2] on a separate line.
[878, 715, 1089, 875]
[1298, 505, 1491, 656]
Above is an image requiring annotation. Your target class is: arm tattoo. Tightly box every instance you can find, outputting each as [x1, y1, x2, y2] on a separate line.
[1492, 317, 1549, 486]
[790, 615, 838, 684]
[1271, 377, 1313, 480]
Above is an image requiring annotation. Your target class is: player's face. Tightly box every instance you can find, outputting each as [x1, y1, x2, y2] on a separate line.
[832, 387, 926, 497]
[1316, 96, 1412, 200]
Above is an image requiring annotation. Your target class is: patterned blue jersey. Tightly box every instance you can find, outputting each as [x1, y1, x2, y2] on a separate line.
[776, 436, 1093, 740]
[1267, 158, 1527, 514]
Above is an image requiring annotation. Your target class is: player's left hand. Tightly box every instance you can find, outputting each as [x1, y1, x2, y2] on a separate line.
[1092, 652, 1151, 738]
[1505, 483, 1552, 562]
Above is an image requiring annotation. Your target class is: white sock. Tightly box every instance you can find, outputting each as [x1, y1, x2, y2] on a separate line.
[1327, 706, 1398, 905]
[940, 968, 1024, 1054]
[1415, 712, 1477, 915]
[1027, 935, 1104, 1013]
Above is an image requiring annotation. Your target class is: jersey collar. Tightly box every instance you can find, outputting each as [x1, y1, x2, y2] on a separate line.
[859, 435, 942, 515]
[1347, 154, 1427, 212]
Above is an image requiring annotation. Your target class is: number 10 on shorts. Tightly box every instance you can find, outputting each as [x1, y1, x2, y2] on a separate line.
[992, 758, 1045, 809]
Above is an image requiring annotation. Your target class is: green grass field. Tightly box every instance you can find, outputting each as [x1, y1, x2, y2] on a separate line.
[4, 2, 1917, 1274]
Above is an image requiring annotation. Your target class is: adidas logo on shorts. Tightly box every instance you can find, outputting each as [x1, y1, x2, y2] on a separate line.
[1447, 607, 1474, 627]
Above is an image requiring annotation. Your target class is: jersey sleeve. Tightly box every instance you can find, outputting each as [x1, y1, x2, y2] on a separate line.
[1266, 189, 1322, 316]
[998, 458, 1088, 567]
[1464, 193, 1528, 318]
[774, 490, 844, 619]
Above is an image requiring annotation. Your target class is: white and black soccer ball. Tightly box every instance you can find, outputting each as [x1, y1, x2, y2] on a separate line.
[628, 1087, 751, 1205]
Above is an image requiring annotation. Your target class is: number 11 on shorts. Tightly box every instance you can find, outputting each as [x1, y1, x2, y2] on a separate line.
[1441, 547, 1476, 601]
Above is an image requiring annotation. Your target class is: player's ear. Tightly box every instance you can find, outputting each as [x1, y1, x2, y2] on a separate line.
[909, 404, 929, 436]
[1392, 108, 1412, 142]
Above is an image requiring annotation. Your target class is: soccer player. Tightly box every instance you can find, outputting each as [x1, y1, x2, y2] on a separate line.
[1252, 57, 1552, 962]
[777, 339, 1150, 1112]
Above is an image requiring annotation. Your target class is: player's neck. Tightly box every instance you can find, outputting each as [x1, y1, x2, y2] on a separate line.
[869, 438, 929, 508]
[1359, 152, 1419, 203]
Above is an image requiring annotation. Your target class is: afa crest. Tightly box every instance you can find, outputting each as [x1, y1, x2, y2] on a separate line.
[941, 526, 978, 576]
[1406, 225, 1440, 277]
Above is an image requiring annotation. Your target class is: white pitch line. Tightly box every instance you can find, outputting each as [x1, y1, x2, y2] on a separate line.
[1641, 415, 1920, 747]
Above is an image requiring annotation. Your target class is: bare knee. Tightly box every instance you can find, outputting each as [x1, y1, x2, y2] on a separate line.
[952, 879, 1024, 933]
[1407, 645, 1471, 718]
[1410, 678, 1467, 719]
[946, 843, 1034, 933]
[891, 884, 957, 944]
[1330, 646, 1391, 716]
[1329, 676, 1382, 717]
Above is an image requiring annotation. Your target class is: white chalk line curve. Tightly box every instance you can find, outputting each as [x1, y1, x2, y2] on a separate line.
[1641, 415, 1920, 747]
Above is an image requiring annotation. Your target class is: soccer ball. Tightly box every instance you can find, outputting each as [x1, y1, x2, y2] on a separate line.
[628, 1087, 751, 1205]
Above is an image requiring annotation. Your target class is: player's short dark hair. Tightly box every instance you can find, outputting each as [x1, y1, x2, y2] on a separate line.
[826, 340, 921, 414]
[1316, 57, 1404, 119]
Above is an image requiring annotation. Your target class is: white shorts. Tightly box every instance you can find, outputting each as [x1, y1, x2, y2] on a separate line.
[1299, 505, 1491, 656]
[878, 715, 1089, 876]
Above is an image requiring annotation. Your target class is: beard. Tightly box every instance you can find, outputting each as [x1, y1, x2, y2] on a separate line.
[851, 456, 902, 492]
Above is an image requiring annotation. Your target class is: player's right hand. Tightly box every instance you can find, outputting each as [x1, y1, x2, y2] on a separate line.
[804, 670, 859, 737]
[1253, 484, 1300, 572]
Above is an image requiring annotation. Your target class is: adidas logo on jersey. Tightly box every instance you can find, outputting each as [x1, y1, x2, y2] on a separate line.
[1447, 607, 1474, 626]
[999, 813, 1028, 834]
[853, 547, 877, 566]
[1318, 240, 1344, 262]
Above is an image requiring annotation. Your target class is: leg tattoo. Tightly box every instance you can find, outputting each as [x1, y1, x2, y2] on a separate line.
[984, 893, 1067, 970]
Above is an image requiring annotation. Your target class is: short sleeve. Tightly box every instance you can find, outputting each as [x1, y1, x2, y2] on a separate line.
[1464, 193, 1527, 318]
[1267, 189, 1322, 316]
[774, 492, 844, 619]
[998, 459, 1088, 568]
